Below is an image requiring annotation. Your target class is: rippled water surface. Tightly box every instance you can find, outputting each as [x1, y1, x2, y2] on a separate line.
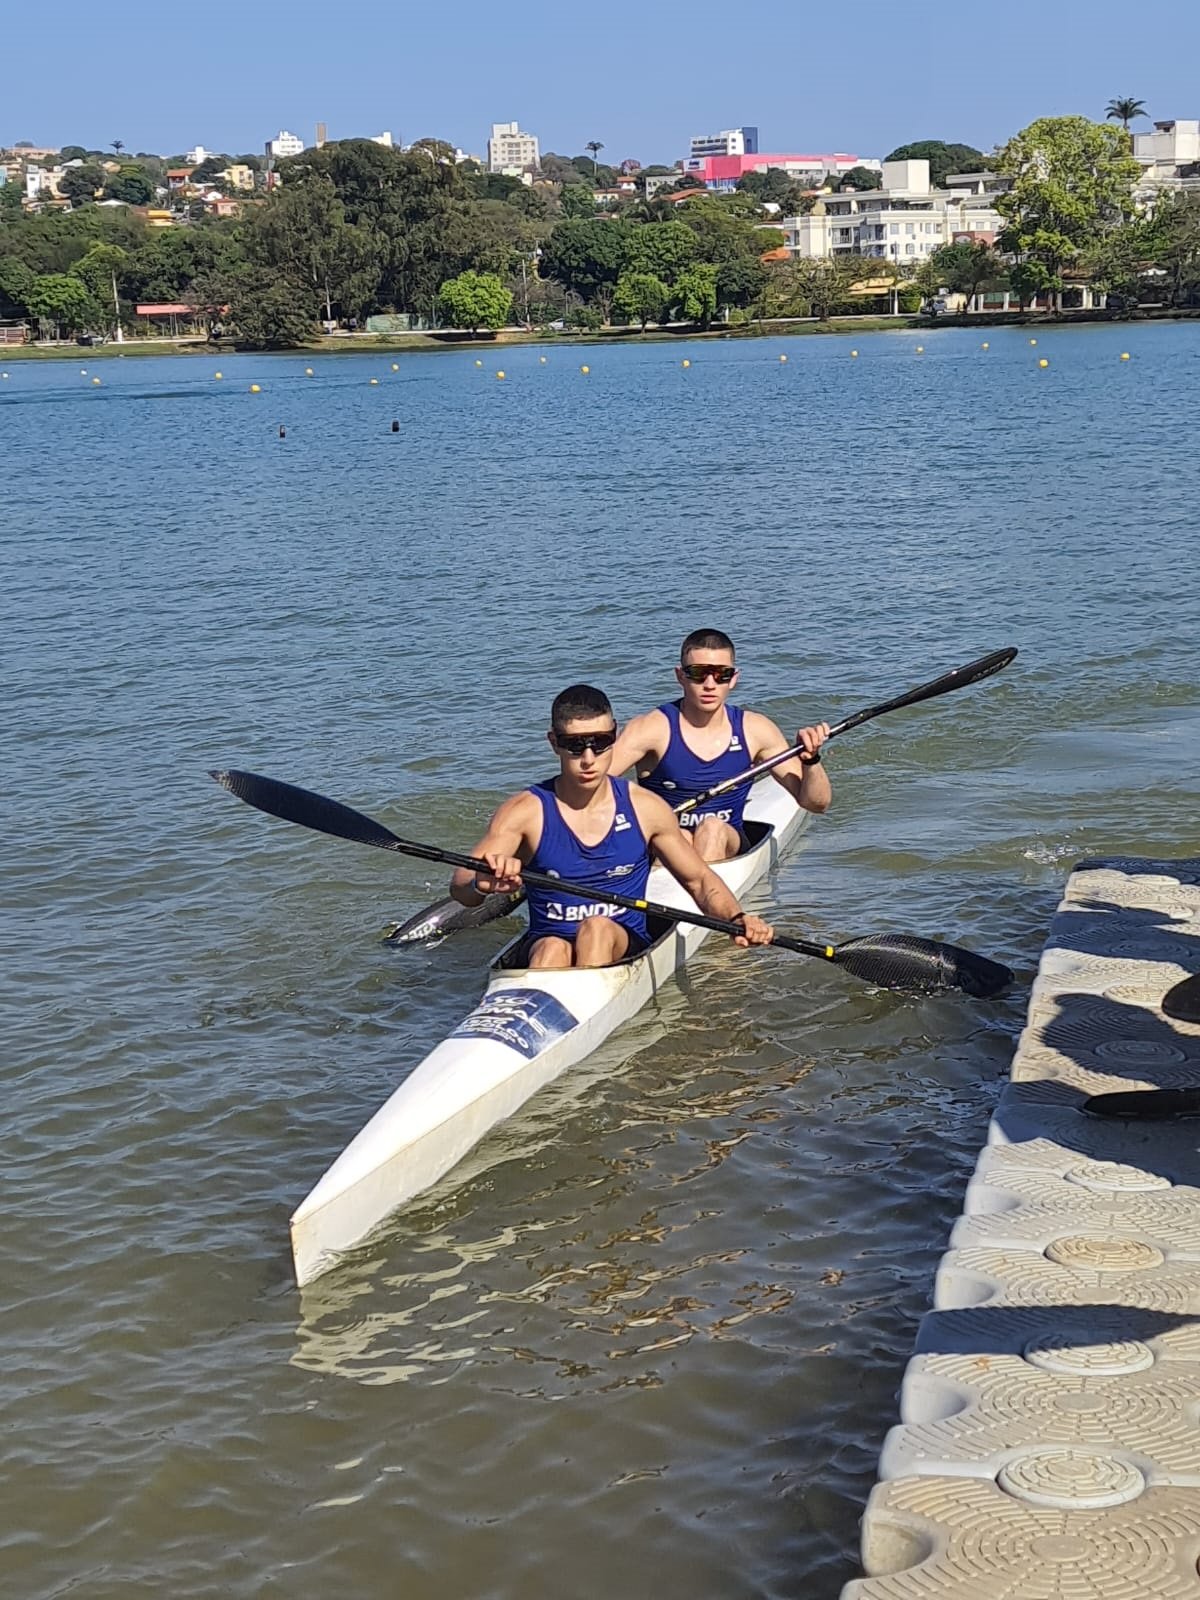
[5, 325, 1200, 1598]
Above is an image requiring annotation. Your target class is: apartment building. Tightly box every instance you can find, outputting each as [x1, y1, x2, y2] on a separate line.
[487, 121, 539, 175]
[780, 160, 1003, 261]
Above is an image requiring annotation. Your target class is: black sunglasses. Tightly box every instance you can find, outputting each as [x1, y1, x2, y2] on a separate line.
[681, 663, 736, 685]
[555, 729, 618, 756]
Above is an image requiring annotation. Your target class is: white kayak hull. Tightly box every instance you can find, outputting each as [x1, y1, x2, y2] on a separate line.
[290, 782, 807, 1286]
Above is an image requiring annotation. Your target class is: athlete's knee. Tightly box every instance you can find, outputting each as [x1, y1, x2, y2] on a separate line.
[574, 916, 626, 967]
[528, 936, 572, 968]
[693, 818, 736, 863]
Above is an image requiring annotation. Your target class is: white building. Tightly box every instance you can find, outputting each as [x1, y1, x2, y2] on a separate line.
[268, 130, 305, 160]
[370, 131, 394, 148]
[185, 145, 210, 166]
[1133, 119, 1200, 205]
[778, 159, 1003, 263]
[487, 120, 539, 175]
[690, 126, 759, 159]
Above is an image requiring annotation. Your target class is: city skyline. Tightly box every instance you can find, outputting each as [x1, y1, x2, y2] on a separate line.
[6, 0, 1200, 165]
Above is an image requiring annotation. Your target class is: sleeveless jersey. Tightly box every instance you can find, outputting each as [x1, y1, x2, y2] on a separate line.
[640, 701, 751, 832]
[525, 776, 650, 944]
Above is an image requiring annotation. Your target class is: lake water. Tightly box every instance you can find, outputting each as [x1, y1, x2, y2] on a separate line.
[5, 324, 1199, 1599]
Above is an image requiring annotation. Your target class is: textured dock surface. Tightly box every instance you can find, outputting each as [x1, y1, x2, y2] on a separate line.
[842, 856, 1200, 1599]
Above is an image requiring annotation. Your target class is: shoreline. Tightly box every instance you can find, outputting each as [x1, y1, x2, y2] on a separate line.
[4, 305, 1197, 361]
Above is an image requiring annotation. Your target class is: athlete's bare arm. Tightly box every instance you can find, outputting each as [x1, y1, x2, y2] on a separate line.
[608, 709, 671, 782]
[449, 791, 539, 904]
[744, 710, 833, 815]
[628, 789, 774, 947]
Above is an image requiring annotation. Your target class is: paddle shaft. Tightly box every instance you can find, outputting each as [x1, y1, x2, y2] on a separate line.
[211, 770, 1014, 995]
[677, 646, 1017, 814]
[378, 835, 829, 957]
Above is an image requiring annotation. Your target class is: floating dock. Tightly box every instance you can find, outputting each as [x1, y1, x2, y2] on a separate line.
[843, 854, 1200, 1598]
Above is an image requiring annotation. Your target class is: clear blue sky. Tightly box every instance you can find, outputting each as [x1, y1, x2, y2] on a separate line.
[9, 0, 1200, 164]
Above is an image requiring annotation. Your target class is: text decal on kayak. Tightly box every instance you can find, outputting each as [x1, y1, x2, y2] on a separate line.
[452, 989, 580, 1059]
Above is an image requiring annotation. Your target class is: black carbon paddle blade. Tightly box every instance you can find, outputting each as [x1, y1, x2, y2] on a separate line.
[1084, 1087, 1200, 1120]
[386, 891, 526, 945]
[210, 769, 402, 852]
[1163, 973, 1200, 1025]
[833, 933, 1014, 998]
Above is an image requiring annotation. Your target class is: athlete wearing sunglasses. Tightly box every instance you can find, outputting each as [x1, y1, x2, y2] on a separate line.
[606, 628, 832, 864]
[448, 683, 774, 969]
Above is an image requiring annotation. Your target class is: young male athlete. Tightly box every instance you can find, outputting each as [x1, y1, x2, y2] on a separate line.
[448, 684, 775, 969]
[607, 628, 833, 863]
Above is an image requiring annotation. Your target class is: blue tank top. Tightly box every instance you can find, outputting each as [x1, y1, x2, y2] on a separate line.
[525, 776, 650, 944]
[640, 702, 751, 831]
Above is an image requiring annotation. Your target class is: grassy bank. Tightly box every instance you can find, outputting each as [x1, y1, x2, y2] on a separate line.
[0, 315, 923, 362]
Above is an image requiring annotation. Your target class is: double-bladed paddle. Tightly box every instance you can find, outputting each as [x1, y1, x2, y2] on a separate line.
[210, 768, 1014, 999]
[386, 645, 1018, 943]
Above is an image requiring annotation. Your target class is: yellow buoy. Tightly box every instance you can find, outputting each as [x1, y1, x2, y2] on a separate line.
[981, 342, 989, 350]
[369, 378, 379, 385]
[1120, 352, 1130, 360]
[779, 354, 788, 363]
[474, 359, 483, 367]
[1, 372, 7, 379]
[391, 362, 399, 371]
[1029, 338, 1037, 346]
[581, 365, 590, 374]
[305, 367, 314, 376]
[539, 356, 547, 364]
[682, 359, 690, 368]
[80, 368, 87, 375]
[496, 370, 506, 379]
[250, 384, 261, 393]
[1038, 358, 1049, 368]
[91, 376, 101, 385]
[850, 350, 858, 357]
[214, 371, 223, 379]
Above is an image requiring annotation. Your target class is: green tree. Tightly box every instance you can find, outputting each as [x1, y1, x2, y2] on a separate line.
[560, 185, 595, 219]
[715, 256, 767, 311]
[736, 167, 811, 211]
[622, 219, 697, 282]
[0, 255, 35, 314]
[249, 174, 381, 323]
[763, 256, 866, 320]
[191, 155, 231, 184]
[226, 270, 316, 348]
[25, 272, 100, 334]
[996, 116, 1140, 307]
[919, 239, 1007, 309]
[1, 183, 23, 223]
[883, 141, 988, 187]
[585, 141, 605, 180]
[1105, 98, 1147, 134]
[69, 242, 128, 326]
[59, 164, 105, 207]
[539, 218, 629, 311]
[111, 139, 125, 156]
[672, 263, 718, 327]
[613, 270, 668, 329]
[437, 269, 513, 332]
[104, 167, 155, 205]
[1085, 221, 1155, 305]
[1144, 191, 1200, 306]
[839, 166, 883, 191]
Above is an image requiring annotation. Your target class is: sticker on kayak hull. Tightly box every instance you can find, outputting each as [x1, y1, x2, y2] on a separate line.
[452, 988, 579, 1060]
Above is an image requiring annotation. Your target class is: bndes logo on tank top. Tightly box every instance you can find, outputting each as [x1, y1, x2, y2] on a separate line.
[614, 811, 632, 831]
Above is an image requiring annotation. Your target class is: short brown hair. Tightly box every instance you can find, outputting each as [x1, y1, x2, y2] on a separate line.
[681, 628, 735, 662]
[551, 684, 614, 730]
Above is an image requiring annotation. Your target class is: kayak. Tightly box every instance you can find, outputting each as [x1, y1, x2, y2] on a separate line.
[290, 780, 808, 1287]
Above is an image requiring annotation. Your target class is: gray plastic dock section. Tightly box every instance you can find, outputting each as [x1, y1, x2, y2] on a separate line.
[842, 855, 1200, 1598]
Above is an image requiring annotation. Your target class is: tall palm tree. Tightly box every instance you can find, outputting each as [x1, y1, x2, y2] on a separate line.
[585, 140, 604, 181]
[112, 139, 125, 156]
[1105, 98, 1147, 133]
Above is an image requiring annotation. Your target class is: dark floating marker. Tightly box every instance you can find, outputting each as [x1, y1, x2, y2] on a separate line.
[278, 425, 286, 438]
[391, 419, 400, 432]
